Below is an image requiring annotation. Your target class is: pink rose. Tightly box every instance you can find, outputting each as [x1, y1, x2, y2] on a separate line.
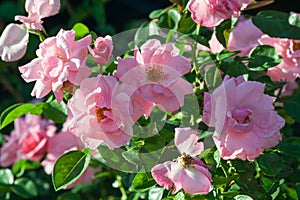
[15, 0, 61, 30]
[258, 35, 300, 82]
[203, 75, 285, 160]
[151, 128, 212, 194]
[0, 24, 29, 62]
[188, 0, 253, 27]
[19, 29, 92, 102]
[115, 39, 194, 118]
[0, 114, 56, 167]
[228, 16, 263, 56]
[68, 75, 134, 150]
[88, 35, 113, 65]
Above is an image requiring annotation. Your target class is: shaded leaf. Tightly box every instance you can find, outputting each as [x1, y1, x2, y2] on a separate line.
[252, 11, 300, 39]
[12, 178, 38, 199]
[284, 93, 300, 123]
[43, 100, 67, 124]
[52, 150, 91, 191]
[278, 137, 300, 159]
[257, 152, 283, 176]
[248, 45, 282, 71]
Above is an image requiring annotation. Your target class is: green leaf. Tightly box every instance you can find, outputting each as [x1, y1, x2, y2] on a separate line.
[43, 100, 67, 123]
[215, 19, 233, 47]
[52, 150, 91, 191]
[248, 45, 282, 71]
[220, 58, 248, 77]
[12, 178, 38, 199]
[0, 103, 44, 130]
[148, 187, 164, 200]
[0, 133, 5, 145]
[73, 23, 90, 40]
[168, 9, 181, 30]
[12, 160, 41, 177]
[296, 183, 300, 200]
[57, 192, 82, 200]
[252, 11, 300, 39]
[257, 152, 283, 176]
[177, 12, 196, 34]
[261, 177, 278, 194]
[278, 137, 300, 159]
[204, 66, 222, 91]
[216, 50, 240, 61]
[149, 8, 168, 19]
[0, 169, 14, 185]
[122, 150, 141, 165]
[132, 171, 156, 192]
[234, 195, 253, 200]
[284, 93, 300, 123]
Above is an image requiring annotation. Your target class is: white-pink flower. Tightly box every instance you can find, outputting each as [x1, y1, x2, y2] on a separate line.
[19, 29, 92, 102]
[188, 0, 253, 27]
[88, 35, 113, 65]
[15, 0, 60, 31]
[259, 35, 300, 82]
[68, 75, 134, 150]
[0, 114, 56, 167]
[151, 128, 212, 194]
[203, 75, 285, 160]
[115, 39, 194, 118]
[0, 24, 29, 62]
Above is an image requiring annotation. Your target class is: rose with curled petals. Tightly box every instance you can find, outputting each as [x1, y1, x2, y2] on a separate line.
[203, 75, 285, 160]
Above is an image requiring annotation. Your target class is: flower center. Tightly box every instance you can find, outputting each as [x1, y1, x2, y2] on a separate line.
[145, 64, 165, 82]
[62, 80, 75, 94]
[95, 106, 111, 122]
[232, 108, 252, 124]
[293, 41, 300, 51]
[175, 152, 195, 169]
[21, 132, 44, 154]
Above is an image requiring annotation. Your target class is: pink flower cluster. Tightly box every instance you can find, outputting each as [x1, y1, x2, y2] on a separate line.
[151, 128, 212, 194]
[203, 76, 285, 160]
[67, 39, 194, 150]
[0, 114, 100, 188]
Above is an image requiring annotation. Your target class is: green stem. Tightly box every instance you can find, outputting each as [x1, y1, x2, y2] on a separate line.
[116, 175, 127, 200]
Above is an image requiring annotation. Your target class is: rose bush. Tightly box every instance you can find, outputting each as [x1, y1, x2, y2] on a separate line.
[0, 0, 300, 200]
